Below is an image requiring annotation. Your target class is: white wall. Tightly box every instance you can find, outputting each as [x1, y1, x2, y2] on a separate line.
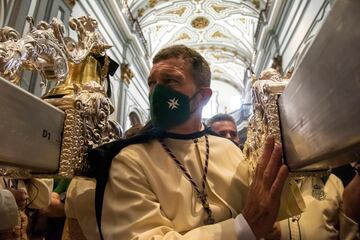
[203, 80, 241, 119]
[254, 0, 332, 75]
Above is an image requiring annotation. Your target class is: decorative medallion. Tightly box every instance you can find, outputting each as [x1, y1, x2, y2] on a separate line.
[191, 16, 209, 29]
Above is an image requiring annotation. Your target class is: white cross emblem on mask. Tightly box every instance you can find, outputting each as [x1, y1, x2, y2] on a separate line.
[167, 97, 179, 110]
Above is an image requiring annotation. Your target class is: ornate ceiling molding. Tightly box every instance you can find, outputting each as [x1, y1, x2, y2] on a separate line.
[126, 0, 259, 96]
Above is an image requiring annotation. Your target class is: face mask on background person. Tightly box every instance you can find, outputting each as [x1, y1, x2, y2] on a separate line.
[149, 84, 200, 130]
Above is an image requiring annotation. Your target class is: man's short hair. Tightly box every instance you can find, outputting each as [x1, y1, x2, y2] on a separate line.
[207, 113, 236, 127]
[153, 45, 211, 88]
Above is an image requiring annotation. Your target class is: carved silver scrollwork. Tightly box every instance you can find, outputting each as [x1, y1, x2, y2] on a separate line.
[0, 17, 69, 86]
[243, 68, 288, 179]
[0, 16, 119, 178]
[74, 82, 115, 148]
[0, 15, 111, 90]
[243, 68, 329, 179]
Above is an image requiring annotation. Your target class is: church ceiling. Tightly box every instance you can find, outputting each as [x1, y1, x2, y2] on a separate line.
[127, 0, 259, 95]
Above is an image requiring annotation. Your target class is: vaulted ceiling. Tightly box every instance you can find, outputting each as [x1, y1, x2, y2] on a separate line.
[127, 0, 259, 112]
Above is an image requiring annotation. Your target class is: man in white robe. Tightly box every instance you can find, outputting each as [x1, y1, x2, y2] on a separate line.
[99, 45, 304, 240]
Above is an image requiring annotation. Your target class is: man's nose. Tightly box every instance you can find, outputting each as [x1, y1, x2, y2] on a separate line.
[225, 132, 232, 139]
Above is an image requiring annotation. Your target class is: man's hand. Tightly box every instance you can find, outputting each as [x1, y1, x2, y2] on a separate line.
[7, 188, 28, 210]
[265, 223, 281, 240]
[242, 136, 288, 238]
[342, 174, 360, 222]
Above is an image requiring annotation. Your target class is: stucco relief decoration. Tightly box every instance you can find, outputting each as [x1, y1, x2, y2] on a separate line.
[121, 63, 134, 85]
[138, 8, 145, 18]
[251, 0, 260, 9]
[175, 32, 191, 42]
[212, 53, 224, 61]
[166, 6, 186, 17]
[136, 0, 258, 95]
[65, 0, 77, 8]
[191, 16, 209, 29]
[0, 16, 119, 178]
[148, 0, 158, 8]
[212, 30, 230, 39]
[211, 4, 228, 13]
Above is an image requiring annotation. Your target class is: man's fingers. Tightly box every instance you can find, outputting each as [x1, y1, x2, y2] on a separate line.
[255, 136, 275, 178]
[270, 165, 289, 199]
[263, 143, 283, 188]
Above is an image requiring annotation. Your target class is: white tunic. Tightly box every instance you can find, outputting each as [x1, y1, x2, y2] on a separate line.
[279, 175, 359, 240]
[102, 135, 303, 239]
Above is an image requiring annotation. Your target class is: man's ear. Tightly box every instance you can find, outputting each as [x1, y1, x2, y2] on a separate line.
[199, 87, 212, 105]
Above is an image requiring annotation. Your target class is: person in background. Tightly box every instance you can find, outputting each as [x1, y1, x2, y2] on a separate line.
[0, 177, 53, 239]
[64, 177, 100, 240]
[44, 179, 69, 240]
[0, 188, 23, 237]
[207, 113, 240, 148]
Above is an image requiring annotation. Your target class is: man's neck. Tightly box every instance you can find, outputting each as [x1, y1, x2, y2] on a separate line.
[167, 114, 203, 135]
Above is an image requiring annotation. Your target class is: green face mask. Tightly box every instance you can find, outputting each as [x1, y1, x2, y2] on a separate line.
[149, 84, 199, 130]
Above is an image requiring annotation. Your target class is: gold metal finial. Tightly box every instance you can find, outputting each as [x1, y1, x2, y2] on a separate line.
[44, 54, 103, 98]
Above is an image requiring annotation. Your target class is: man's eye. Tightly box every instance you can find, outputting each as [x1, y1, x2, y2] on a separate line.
[148, 81, 155, 87]
[165, 78, 177, 84]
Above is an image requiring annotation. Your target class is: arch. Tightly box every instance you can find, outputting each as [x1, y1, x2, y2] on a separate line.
[127, 106, 147, 127]
[129, 111, 141, 126]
